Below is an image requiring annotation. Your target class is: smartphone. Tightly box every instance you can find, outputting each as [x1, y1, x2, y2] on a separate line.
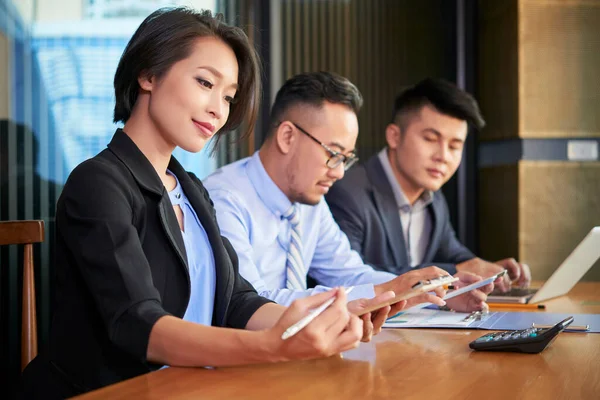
[356, 275, 458, 316]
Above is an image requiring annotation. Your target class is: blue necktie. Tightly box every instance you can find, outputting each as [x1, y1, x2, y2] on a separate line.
[283, 205, 306, 290]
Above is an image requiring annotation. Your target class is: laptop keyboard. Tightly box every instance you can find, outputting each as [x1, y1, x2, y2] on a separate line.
[492, 288, 538, 297]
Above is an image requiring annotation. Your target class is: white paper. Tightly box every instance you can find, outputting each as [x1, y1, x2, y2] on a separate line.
[384, 309, 474, 328]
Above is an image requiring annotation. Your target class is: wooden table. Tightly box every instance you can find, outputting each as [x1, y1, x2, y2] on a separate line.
[75, 283, 600, 399]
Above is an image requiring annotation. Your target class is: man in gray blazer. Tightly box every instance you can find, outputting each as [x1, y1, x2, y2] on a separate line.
[326, 78, 530, 291]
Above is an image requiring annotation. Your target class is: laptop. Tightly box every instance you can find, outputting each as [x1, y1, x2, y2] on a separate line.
[487, 226, 600, 304]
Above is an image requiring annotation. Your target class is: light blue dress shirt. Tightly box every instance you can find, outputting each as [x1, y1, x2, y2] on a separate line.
[167, 171, 216, 326]
[203, 152, 397, 305]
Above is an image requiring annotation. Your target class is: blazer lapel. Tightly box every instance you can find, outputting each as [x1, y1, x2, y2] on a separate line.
[365, 157, 407, 270]
[107, 129, 189, 278]
[157, 194, 189, 275]
[168, 159, 233, 326]
[423, 196, 443, 262]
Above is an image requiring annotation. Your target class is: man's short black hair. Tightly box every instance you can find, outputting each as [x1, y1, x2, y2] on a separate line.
[391, 78, 485, 132]
[266, 71, 363, 139]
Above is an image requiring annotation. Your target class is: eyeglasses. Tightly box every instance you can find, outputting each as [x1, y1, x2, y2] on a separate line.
[287, 121, 359, 171]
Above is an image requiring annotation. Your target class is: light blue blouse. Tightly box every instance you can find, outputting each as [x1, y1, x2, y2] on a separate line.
[167, 170, 216, 327]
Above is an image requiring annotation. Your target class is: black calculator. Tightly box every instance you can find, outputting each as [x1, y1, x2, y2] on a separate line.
[469, 316, 574, 354]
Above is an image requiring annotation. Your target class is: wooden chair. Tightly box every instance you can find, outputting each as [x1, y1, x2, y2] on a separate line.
[0, 220, 45, 371]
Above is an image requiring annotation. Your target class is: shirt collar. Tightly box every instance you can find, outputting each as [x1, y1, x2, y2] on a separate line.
[246, 151, 294, 219]
[377, 148, 434, 210]
[166, 170, 185, 205]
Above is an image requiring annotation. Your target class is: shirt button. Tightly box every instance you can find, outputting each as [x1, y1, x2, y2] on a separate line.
[175, 193, 181, 199]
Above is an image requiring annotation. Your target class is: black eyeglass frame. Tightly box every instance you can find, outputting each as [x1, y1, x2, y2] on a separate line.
[285, 121, 359, 171]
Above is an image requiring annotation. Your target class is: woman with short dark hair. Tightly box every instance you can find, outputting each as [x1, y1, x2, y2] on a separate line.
[21, 8, 362, 398]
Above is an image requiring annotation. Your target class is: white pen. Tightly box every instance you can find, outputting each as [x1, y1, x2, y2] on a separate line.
[281, 287, 355, 340]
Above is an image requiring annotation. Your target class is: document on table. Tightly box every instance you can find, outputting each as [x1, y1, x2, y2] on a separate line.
[384, 309, 600, 332]
[383, 309, 478, 328]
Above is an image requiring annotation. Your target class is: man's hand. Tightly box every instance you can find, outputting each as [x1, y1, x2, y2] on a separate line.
[374, 266, 448, 308]
[347, 291, 407, 342]
[456, 257, 531, 292]
[456, 257, 530, 292]
[496, 258, 531, 288]
[445, 271, 493, 312]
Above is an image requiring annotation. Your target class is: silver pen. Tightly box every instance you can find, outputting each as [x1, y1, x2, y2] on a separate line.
[281, 287, 355, 340]
[532, 323, 590, 332]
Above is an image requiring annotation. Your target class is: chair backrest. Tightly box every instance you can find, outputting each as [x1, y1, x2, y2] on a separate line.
[0, 220, 45, 371]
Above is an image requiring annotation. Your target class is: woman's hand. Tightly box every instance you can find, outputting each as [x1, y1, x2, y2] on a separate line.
[347, 291, 406, 342]
[264, 288, 363, 362]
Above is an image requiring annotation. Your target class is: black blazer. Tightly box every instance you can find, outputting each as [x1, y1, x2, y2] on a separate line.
[22, 130, 271, 398]
[326, 154, 475, 276]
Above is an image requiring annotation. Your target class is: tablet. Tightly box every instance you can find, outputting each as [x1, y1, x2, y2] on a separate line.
[442, 270, 506, 301]
[356, 275, 459, 316]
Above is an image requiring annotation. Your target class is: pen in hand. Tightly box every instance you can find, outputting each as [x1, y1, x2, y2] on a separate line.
[281, 287, 355, 340]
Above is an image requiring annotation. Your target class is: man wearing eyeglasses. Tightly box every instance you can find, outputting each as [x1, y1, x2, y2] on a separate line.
[203, 72, 491, 316]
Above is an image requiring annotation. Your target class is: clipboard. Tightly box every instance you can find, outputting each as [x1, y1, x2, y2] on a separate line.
[356, 275, 458, 316]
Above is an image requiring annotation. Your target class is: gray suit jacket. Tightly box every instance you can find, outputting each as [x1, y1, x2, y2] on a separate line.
[326, 154, 475, 275]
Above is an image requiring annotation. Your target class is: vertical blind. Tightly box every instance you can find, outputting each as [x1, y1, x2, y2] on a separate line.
[276, 0, 453, 161]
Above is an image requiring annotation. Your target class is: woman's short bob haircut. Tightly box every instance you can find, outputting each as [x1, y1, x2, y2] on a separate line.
[113, 7, 261, 140]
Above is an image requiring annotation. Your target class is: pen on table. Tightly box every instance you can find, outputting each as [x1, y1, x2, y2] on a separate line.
[488, 303, 546, 310]
[532, 323, 590, 332]
[281, 287, 355, 340]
